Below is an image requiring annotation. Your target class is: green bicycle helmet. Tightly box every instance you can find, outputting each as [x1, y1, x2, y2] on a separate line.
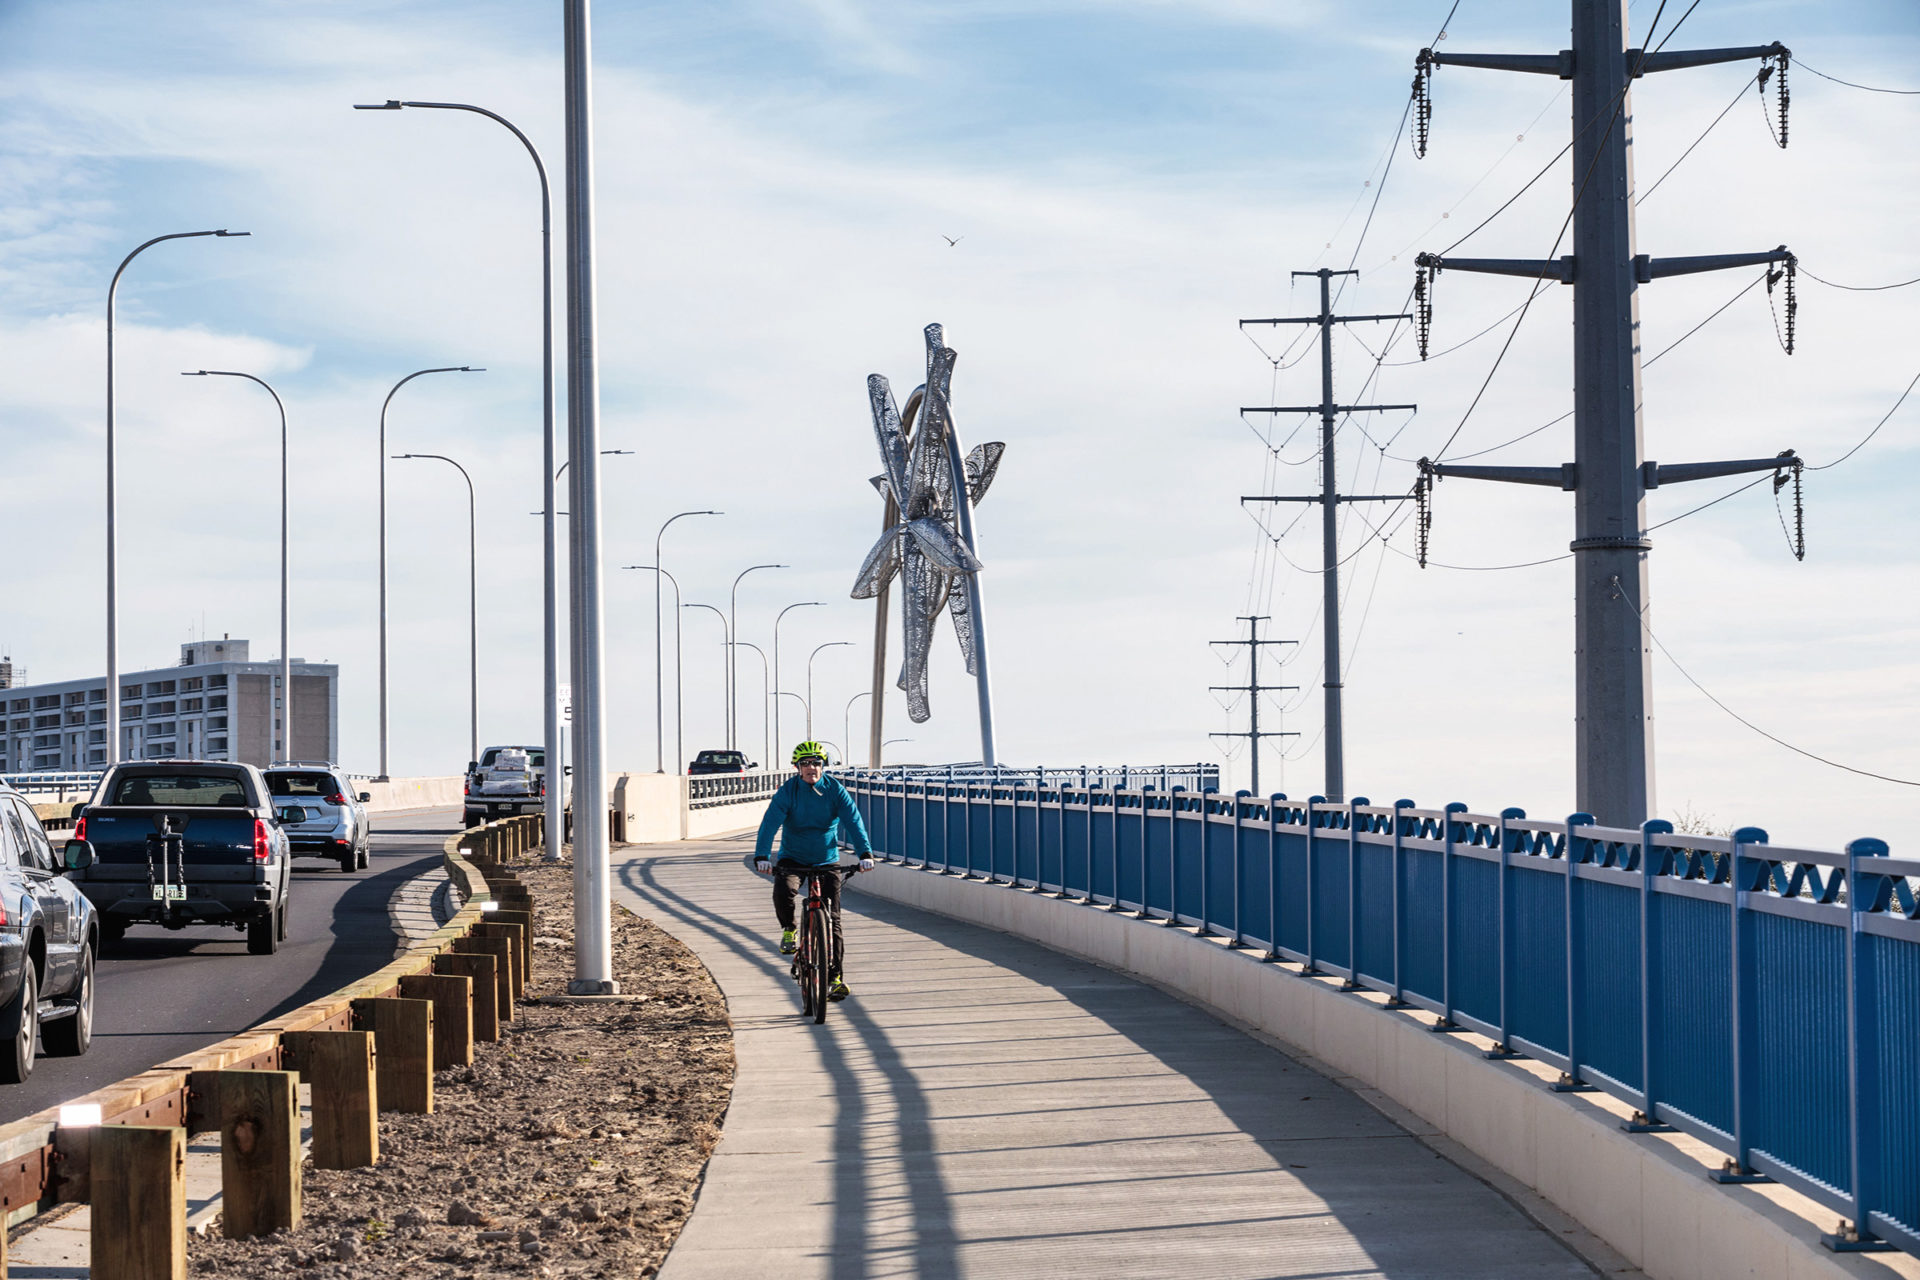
[791, 740, 828, 766]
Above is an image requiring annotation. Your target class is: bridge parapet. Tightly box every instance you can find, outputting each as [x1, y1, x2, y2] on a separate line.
[839, 769, 1920, 1264]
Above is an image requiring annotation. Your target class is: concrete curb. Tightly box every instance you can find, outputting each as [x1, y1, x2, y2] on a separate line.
[849, 862, 1920, 1280]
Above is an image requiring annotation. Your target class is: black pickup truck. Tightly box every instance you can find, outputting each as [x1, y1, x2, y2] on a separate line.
[68, 762, 296, 956]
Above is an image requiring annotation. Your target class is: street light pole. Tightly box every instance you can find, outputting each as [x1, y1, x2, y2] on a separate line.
[844, 690, 871, 772]
[377, 366, 481, 780]
[773, 691, 809, 755]
[105, 228, 247, 768]
[806, 642, 852, 740]
[681, 604, 730, 741]
[733, 640, 771, 768]
[623, 565, 686, 771]
[182, 370, 288, 761]
[395, 453, 480, 763]
[881, 737, 911, 763]
[355, 95, 563, 858]
[652, 512, 720, 772]
[772, 601, 823, 759]
[728, 564, 785, 752]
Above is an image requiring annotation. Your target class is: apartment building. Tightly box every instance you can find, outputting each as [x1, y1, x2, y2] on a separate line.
[0, 638, 338, 771]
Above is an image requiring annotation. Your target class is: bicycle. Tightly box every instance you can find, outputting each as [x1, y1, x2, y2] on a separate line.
[768, 859, 860, 1024]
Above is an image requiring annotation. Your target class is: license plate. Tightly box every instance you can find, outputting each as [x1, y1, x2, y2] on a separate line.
[151, 885, 186, 901]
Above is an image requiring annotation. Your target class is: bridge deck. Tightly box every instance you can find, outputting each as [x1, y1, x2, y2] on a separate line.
[616, 837, 1600, 1279]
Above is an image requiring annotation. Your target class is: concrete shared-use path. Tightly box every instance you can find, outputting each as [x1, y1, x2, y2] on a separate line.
[615, 835, 1600, 1280]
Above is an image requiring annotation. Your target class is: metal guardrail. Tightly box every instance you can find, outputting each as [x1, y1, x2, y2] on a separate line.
[2, 772, 103, 801]
[842, 774, 1920, 1259]
[0, 812, 536, 1260]
[843, 763, 1219, 792]
[688, 770, 790, 809]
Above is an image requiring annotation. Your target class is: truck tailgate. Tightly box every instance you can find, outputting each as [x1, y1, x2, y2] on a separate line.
[82, 809, 262, 882]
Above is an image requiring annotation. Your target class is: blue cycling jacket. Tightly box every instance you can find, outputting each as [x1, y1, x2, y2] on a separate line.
[754, 773, 874, 866]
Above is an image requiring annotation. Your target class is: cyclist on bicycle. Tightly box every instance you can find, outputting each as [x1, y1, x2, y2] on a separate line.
[754, 740, 875, 1001]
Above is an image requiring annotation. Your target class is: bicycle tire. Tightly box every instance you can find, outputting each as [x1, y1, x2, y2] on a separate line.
[797, 915, 816, 1018]
[807, 907, 832, 1024]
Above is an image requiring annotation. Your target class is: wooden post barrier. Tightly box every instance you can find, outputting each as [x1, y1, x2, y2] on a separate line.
[491, 908, 536, 979]
[282, 1030, 378, 1170]
[92, 1125, 186, 1279]
[453, 934, 515, 1021]
[400, 972, 474, 1069]
[211, 1069, 301, 1237]
[351, 997, 433, 1114]
[433, 953, 498, 1041]
[474, 921, 526, 1003]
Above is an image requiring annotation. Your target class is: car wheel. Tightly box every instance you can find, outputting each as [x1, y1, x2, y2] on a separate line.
[338, 845, 356, 872]
[357, 841, 370, 870]
[42, 948, 92, 1058]
[276, 895, 289, 942]
[247, 910, 279, 956]
[0, 962, 38, 1083]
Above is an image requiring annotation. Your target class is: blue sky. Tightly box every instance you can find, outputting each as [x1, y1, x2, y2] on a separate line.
[2, 1, 1916, 844]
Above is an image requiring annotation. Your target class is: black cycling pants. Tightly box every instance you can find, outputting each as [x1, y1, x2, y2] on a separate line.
[772, 861, 845, 975]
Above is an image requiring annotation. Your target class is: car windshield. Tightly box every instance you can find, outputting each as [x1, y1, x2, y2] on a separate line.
[268, 771, 338, 798]
[697, 752, 745, 765]
[479, 749, 545, 768]
[108, 772, 251, 807]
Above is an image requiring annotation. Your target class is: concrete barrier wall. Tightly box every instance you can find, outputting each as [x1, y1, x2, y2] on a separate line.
[610, 773, 762, 843]
[362, 775, 464, 812]
[850, 862, 1917, 1280]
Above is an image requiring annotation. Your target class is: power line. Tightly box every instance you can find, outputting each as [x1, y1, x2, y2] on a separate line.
[1619, 578, 1920, 788]
[1808, 368, 1920, 472]
[1637, 69, 1760, 205]
[1801, 268, 1920, 292]
[1793, 58, 1920, 95]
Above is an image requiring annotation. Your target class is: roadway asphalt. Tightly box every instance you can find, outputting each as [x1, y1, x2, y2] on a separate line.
[0, 805, 463, 1126]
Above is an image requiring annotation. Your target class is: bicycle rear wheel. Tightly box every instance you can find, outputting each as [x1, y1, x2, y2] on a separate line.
[807, 907, 832, 1024]
[797, 923, 816, 1018]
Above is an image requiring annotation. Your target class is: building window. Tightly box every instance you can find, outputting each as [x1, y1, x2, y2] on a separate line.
[207, 736, 227, 752]
[88, 709, 104, 724]
[121, 686, 142, 700]
[149, 701, 176, 716]
[182, 697, 203, 712]
[149, 721, 176, 737]
[182, 677, 203, 691]
[146, 681, 175, 696]
[33, 734, 57, 749]
[145, 743, 172, 759]
[123, 705, 142, 720]
[33, 716, 57, 730]
[208, 715, 228, 730]
[65, 711, 85, 726]
[88, 689, 105, 703]
[208, 696, 227, 710]
[33, 754, 57, 769]
[65, 691, 85, 706]
[7, 699, 25, 713]
[33, 695, 57, 710]
[87, 749, 105, 764]
[209, 675, 228, 689]
[88, 729, 105, 745]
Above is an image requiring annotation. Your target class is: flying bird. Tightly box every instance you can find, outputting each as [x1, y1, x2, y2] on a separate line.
[942, 235, 963, 247]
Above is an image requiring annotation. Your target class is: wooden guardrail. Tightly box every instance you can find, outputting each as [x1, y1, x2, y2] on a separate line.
[0, 812, 544, 1278]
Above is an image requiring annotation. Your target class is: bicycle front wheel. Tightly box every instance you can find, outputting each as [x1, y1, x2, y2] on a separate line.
[807, 907, 832, 1024]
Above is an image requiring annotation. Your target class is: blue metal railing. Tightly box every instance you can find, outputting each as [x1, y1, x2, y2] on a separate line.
[838, 771, 1920, 1258]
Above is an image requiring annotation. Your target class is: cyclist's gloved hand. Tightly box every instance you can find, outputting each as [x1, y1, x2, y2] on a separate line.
[754, 857, 771, 875]
[859, 857, 875, 871]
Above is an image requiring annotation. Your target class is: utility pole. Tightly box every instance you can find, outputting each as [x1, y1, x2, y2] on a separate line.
[1208, 616, 1298, 795]
[1409, 0, 1799, 829]
[1240, 268, 1413, 803]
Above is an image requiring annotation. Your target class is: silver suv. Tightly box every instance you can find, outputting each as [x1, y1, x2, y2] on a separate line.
[264, 764, 370, 873]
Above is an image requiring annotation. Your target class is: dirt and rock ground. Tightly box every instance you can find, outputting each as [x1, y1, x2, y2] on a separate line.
[188, 855, 735, 1279]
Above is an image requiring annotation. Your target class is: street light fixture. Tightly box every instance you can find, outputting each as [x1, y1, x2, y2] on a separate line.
[355, 96, 559, 853]
[681, 603, 730, 743]
[843, 690, 872, 773]
[733, 640, 771, 769]
[653, 511, 721, 771]
[394, 453, 480, 763]
[377, 366, 482, 780]
[728, 564, 786, 751]
[105, 228, 248, 767]
[181, 370, 290, 761]
[881, 737, 912, 764]
[623, 565, 685, 771]
[806, 642, 852, 740]
[772, 602, 824, 759]
[773, 690, 809, 756]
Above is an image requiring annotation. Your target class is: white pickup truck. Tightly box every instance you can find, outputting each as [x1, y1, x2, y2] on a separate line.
[464, 745, 558, 828]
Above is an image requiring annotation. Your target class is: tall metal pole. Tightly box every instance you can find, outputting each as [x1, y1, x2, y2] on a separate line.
[806, 642, 851, 741]
[396, 454, 479, 763]
[734, 641, 771, 768]
[353, 98, 562, 854]
[683, 604, 729, 735]
[773, 601, 823, 759]
[377, 367, 479, 780]
[652, 511, 719, 771]
[942, 422, 997, 765]
[105, 229, 246, 768]
[563, 0, 616, 994]
[182, 370, 287, 759]
[728, 563, 785, 752]
[845, 690, 871, 771]
[1314, 270, 1344, 803]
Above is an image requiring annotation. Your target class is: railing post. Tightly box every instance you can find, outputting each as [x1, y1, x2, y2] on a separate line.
[1716, 825, 1771, 1183]
[213, 1068, 302, 1238]
[1555, 813, 1596, 1090]
[1304, 796, 1326, 974]
[1627, 818, 1675, 1130]
[92, 1125, 186, 1280]
[1343, 797, 1369, 989]
[1137, 786, 1154, 918]
[1108, 783, 1124, 911]
[1168, 786, 1186, 927]
[400, 972, 474, 1070]
[1230, 791, 1249, 945]
[353, 995, 434, 1114]
[1391, 799, 1413, 1005]
[282, 1029, 380, 1169]
[1488, 807, 1525, 1058]
[1197, 791, 1211, 934]
[1266, 794, 1286, 958]
[1825, 837, 1895, 1252]
[1434, 802, 1468, 1032]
